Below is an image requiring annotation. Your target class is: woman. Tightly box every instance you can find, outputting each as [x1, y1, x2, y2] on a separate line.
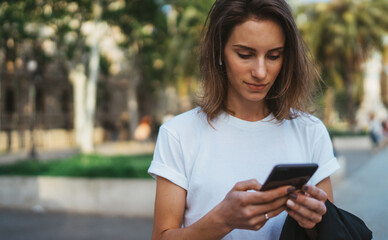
[148, 0, 339, 239]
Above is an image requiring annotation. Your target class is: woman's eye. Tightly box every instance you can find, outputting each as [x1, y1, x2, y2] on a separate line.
[237, 53, 251, 59]
[267, 55, 281, 60]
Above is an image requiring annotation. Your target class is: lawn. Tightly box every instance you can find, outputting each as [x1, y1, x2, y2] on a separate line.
[0, 154, 153, 178]
[328, 129, 369, 137]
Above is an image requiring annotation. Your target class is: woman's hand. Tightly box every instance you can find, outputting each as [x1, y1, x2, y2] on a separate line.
[214, 179, 295, 232]
[286, 184, 328, 229]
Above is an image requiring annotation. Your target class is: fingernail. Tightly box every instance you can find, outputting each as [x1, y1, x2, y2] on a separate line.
[287, 199, 295, 207]
[303, 185, 309, 191]
[289, 193, 298, 200]
[287, 186, 296, 194]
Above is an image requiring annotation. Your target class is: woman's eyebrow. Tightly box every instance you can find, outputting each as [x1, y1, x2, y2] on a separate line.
[232, 44, 285, 52]
[268, 47, 285, 52]
[232, 44, 256, 52]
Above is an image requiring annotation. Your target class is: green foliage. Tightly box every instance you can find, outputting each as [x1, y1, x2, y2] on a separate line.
[297, 0, 388, 127]
[99, 54, 110, 76]
[0, 154, 153, 178]
[328, 128, 368, 137]
[0, 0, 215, 126]
[298, 0, 388, 84]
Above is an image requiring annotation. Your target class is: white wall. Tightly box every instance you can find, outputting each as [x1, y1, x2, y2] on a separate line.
[0, 177, 156, 218]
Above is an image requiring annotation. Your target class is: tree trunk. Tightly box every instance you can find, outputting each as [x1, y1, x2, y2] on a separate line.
[69, 0, 102, 153]
[69, 51, 100, 154]
[323, 87, 335, 126]
[69, 65, 87, 148]
[345, 64, 356, 131]
[28, 80, 37, 158]
[82, 38, 100, 153]
[0, 48, 2, 132]
[127, 57, 140, 139]
[16, 74, 25, 149]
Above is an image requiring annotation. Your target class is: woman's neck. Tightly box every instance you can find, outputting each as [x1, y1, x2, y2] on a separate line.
[226, 100, 269, 122]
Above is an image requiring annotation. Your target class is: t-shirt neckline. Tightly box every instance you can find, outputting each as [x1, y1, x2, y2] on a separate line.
[219, 111, 278, 131]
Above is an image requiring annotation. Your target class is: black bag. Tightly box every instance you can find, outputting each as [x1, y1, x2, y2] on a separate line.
[279, 200, 372, 240]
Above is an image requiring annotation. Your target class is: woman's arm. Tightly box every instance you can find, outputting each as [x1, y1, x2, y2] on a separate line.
[316, 176, 334, 202]
[152, 176, 294, 240]
[152, 176, 231, 240]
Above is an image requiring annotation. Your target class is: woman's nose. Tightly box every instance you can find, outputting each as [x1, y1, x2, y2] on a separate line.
[251, 59, 267, 80]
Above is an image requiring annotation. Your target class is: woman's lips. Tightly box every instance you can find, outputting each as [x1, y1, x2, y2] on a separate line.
[244, 81, 268, 91]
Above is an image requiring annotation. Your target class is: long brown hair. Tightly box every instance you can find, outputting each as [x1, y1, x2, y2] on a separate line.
[198, 0, 320, 123]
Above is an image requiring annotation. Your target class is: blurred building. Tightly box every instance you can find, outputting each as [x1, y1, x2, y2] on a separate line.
[0, 64, 136, 152]
[356, 50, 388, 130]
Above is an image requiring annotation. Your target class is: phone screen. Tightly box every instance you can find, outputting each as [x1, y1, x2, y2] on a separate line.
[260, 163, 318, 191]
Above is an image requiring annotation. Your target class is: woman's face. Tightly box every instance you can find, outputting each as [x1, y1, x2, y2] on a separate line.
[223, 18, 285, 110]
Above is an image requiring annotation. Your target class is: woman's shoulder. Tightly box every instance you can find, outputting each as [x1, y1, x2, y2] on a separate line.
[287, 111, 328, 133]
[292, 112, 321, 123]
[282, 112, 332, 147]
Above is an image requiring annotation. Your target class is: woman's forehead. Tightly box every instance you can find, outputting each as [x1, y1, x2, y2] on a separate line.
[226, 19, 285, 51]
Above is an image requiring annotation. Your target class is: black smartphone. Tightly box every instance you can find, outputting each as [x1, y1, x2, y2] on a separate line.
[260, 163, 318, 191]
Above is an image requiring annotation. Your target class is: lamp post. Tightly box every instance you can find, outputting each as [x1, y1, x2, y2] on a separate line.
[27, 60, 37, 158]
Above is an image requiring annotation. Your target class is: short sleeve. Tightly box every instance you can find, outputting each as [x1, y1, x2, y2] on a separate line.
[309, 123, 340, 186]
[148, 126, 188, 190]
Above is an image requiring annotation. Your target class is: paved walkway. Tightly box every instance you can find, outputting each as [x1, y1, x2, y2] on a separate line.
[0, 209, 153, 240]
[0, 136, 386, 239]
[0, 148, 80, 165]
[333, 145, 388, 240]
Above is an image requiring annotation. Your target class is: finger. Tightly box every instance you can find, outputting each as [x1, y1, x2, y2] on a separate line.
[286, 208, 317, 229]
[302, 185, 327, 202]
[233, 179, 262, 192]
[288, 193, 327, 215]
[246, 205, 287, 230]
[245, 195, 288, 216]
[266, 204, 287, 220]
[246, 185, 295, 204]
[286, 199, 324, 223]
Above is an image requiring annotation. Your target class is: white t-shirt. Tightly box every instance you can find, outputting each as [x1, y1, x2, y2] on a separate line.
[148, 107, 339, 240]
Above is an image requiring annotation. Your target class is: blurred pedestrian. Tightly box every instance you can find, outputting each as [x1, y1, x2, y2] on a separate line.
[381, 119, 388, 147]
[369, 113, 385, 151]
[148, 0, 339, 239]
[133, 116, 152, 142]
[382, 120, 388, 137]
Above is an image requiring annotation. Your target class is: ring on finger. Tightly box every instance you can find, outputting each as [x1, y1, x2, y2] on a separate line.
[265, 212, 269, 220]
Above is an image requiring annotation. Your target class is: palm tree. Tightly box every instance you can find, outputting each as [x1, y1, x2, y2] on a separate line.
[297, 0, 388, 130]
[153, 0, 212, 117]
